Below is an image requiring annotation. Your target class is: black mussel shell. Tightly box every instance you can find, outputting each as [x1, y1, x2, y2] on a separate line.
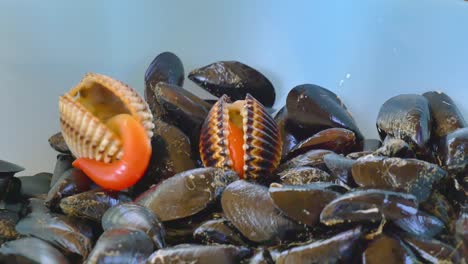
[376, 94, 431, 153]
[19, 172, 52, 199]
[51, 154, 74, 188]
[188, 61, 275, 107]
[393, 210, 445, 238]
[59, 189, 132, 222]
[438, 127, 468, 173]
[423, 91, 467, 139]
[133, 120, 197, 195]
[136, 168, 238, 221]
[402, 234, 462, 264]
[193, 218, 248, 246]
[278, 166, 337, 185]
[287, 128, 356, 159]
[0, 160, 25, 175]
[373, 137, 415, 158]
[45, 168, 93, 209]
[323, 153, 357, 187]
[164, 212, 222, 246]
[362, 235, 418, 263]
[278, 149, 334, 172]
[15, 201, 93, 260]
[102, 203, 165, 249]
[146, 244, 252, 264]
[0, 209, 19, 243]
[221, 180, 305, 244]
[277, 227, 363, 264]
[48, 132, 70, 154]
[269, 183, 341, 226]
[286, 84, 363, 140]
[362, 139, 382, 152]
[352, 156, 447, 201]
[146, 82, 211, 142]
[145, 51, 184, 92]
[86, 228, 154, 264]
[320, 189, 418, 225]
[420, 191, 456, 231]
[275, 106, 298, 160]
[0, 237, 70, 264]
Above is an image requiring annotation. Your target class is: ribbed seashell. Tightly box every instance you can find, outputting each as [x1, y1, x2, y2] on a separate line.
[199, 94, 282, 180]
[59, 73, 154, 163]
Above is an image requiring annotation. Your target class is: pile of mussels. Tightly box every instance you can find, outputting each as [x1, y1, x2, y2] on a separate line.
[0, 51, 467, 264]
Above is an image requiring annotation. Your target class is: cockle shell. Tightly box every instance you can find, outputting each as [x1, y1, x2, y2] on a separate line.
[59, 73, 154, 163]
[199, 94, 282, 180]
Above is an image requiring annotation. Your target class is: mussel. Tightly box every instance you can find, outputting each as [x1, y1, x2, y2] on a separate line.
[48, 132, 70, 153]
[188, 61, 276, 107]
[362, 235, 418, 263]
[193, 218, 248, 246]
[199, 94, 282, 180]
[0, 237, 70, 264]
[145, 51, 185, 91]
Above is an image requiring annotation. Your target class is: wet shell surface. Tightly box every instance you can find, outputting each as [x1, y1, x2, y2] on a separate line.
[59, 73, 154, 163]
[199, 94, 282, 180]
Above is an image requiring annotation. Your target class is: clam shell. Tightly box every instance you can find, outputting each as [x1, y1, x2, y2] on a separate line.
[199, 94, 282, 180]
[59, 73, 154, 163]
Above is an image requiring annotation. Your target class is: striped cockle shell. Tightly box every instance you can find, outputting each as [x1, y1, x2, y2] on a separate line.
[59, 73, 154, 163]
[199, 94, 282, 180]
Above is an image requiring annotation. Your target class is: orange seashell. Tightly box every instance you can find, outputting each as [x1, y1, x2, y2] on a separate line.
[199, 94, 282, 180]
[59, 73, 154, 163]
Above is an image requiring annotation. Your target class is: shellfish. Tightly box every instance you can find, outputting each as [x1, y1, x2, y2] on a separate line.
[59, 73, 153, 163]
[199, 94, 282, 180]
[58, 73, 154, 190]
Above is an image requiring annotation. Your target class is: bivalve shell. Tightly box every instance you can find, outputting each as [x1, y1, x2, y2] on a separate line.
[200, 94, 282, 180]
[58, 73, 154, 163]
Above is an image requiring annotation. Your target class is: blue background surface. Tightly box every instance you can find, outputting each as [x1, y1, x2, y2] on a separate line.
[1, 0, 468, 175]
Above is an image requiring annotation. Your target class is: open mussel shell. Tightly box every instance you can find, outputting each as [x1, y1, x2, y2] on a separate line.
[376, 94, 431, 153]
[401, 234, 462, 264]
[59, 73, 153, 163]
[351, 156, 447, 201]
[86, 228, 154, 264]
[438, 127, 468, 172]
[287, 128, 356, 159]
[188, 61, 275, 107]
[136, 168, 238, 221]
[102, 203, 166, 249]
[0, 160, 25, 175]
[221, 180, 305, 244]
[362, 235, 418, 263]
[59, 188, 132, 222]
[147, 244, 252, 264]
[133, 119, 196, 195]
[200, 94, 282, 180]
[145, 51, 184, 91]
[277, 227, 363, 264]
[285, 84, 363, 141]
[193, 218, 248, 246]
[0, 237, 70, 264]
[320, 189, 419, 226]
[269, 183, 341, 226]
[423, 91, 467, 139]
[48, 131, 70, 154]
